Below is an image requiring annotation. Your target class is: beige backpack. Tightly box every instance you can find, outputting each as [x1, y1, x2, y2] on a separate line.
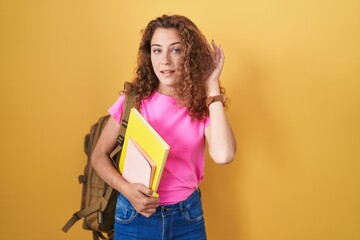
[62, 82, 135, 240]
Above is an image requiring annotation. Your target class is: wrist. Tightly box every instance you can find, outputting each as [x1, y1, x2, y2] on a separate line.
[113, 174, 128, 194]
[206, 81, 221, 96]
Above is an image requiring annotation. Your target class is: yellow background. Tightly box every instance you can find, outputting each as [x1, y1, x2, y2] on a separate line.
[1, 0, 359, 239]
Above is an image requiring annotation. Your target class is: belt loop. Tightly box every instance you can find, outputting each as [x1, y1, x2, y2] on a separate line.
[179, 200, 184, 213]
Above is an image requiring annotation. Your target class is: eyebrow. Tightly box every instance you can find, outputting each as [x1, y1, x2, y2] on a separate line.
[151, 42, 181, 47]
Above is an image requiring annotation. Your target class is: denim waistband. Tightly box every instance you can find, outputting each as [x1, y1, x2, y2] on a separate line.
[155, 188, 201, 215]
[117, 188, 201, 216]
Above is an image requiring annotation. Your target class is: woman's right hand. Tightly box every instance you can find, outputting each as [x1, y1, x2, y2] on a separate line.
[122, 182, 160, 218]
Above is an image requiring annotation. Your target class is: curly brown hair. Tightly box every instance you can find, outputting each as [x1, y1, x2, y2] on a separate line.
[128, 14, 222, 120]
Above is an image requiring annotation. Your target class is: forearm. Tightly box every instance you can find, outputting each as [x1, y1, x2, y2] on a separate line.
[91, 151, 129, 194]
[206, 82, 237, 164]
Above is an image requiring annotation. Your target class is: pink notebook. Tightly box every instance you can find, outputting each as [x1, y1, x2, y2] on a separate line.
[122, 138, 156, 188]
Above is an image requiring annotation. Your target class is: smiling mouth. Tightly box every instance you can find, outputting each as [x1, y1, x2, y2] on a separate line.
[160, 70, 175, 76]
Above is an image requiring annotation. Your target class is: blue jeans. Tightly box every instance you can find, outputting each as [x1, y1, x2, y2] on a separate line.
[114, 189, 206, 240]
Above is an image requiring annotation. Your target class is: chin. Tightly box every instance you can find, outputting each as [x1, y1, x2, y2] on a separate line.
[158, 77, 179, 86]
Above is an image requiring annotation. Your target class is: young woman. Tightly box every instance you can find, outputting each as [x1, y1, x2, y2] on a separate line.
[91, 14, 236, 240]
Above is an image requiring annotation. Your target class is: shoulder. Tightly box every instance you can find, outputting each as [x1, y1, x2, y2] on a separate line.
[108, 94, 126, 123]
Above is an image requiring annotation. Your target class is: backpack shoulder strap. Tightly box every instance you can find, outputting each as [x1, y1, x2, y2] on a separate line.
[101, 81, 136, 209]
[110, 81, 136, 162]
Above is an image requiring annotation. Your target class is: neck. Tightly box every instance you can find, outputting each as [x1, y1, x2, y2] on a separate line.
[157, 85, 177, 97]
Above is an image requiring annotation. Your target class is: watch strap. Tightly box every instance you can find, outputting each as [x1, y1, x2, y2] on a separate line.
[206, 94, 225, 107]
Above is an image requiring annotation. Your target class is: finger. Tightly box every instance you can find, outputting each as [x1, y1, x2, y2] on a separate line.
[137, 185, 160, 202]
[135, 200, 159, 214]
[137, 191, 160, 209]
[212, 41, 223, 65]
[139, 209, 156, 218]
[218, 45, 225, 62]
[130, 184, 158, 202]
[135, 183, 155, 197]
[211, 40, 221, 56]
[211, 39, 219, 50]
[143, 196, 160, 209]
[134, 198, 158, 214]
[214, 43, 224, 64]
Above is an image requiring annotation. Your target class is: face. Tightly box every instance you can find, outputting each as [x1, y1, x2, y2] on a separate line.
[150, 28, 183, 96]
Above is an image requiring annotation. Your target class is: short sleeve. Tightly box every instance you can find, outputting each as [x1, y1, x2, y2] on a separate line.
[108, 94, 126, 123]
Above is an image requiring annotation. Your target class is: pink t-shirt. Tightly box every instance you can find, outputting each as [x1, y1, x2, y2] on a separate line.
[108, 91, 210, 205]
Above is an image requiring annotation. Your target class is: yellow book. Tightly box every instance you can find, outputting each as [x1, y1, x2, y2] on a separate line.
[119, 108, 170, 195]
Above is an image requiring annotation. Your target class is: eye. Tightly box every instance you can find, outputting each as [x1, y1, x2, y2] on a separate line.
[152, 49, 161, 54]
[172, 48, 181, 53]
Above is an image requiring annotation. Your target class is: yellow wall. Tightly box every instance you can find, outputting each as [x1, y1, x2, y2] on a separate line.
[1, 0, 359, 239]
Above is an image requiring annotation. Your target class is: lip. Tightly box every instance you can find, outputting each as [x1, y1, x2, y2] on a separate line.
[160, 70, 175, 76]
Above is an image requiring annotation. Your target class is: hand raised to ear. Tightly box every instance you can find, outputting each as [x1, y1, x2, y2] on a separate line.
[206, 40, 225, 94]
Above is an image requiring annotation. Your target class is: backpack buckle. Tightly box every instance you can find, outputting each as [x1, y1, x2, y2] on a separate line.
[97, 211, 104, 224]
[121, 119, 128, 128]
[117, 135, 124, 146]
[78, 175, 86, 184]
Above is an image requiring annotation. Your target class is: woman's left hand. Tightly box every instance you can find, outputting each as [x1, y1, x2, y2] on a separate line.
[206, 40, 225, 94]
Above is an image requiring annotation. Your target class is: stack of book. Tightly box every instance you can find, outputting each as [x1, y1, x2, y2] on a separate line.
[119, 108, 170, 195]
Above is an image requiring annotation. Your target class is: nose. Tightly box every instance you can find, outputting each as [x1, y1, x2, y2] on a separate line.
[161, 52, 171, 65]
